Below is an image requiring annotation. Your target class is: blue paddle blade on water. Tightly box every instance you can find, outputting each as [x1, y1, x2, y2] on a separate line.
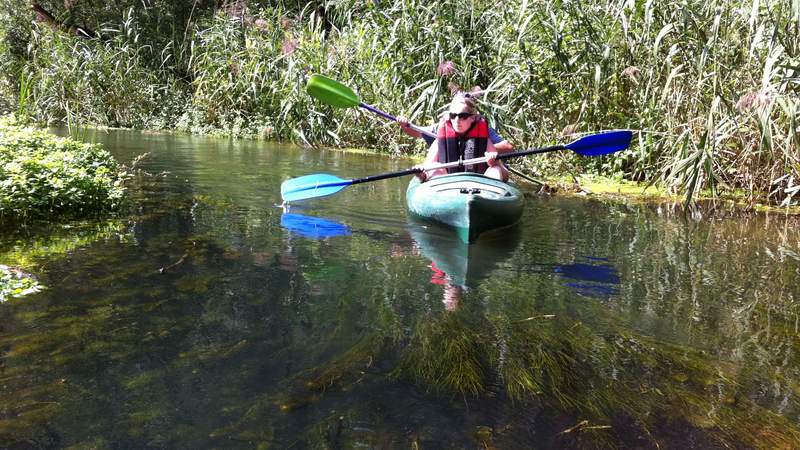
[567, 130, 633, 156]
[280, 173, 353, 203]
[280, 213, 351, 239]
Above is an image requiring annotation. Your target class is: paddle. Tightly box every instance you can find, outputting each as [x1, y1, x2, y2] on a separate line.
[281, 130, 633, 203]
[306, 74, 436, 139]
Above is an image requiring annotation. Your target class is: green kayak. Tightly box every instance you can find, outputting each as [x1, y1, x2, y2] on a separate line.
[406, 173, 524, 243]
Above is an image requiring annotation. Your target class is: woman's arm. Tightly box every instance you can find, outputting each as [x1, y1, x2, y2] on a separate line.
[416, 141, 440, 181]
[397, 116, 422, 139]
[494, 140, 513, 152]
[424, 140, 439, 164]
[489, 127, 514, 152]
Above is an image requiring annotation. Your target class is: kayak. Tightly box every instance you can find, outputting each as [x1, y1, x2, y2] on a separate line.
[406, 173, 524, 243]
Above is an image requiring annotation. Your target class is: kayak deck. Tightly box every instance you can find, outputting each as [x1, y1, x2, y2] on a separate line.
[406, 173, 524, 243]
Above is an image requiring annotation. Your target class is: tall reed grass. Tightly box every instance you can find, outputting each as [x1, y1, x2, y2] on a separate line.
[21, 9, 185, 129]
[4, 0, 798, 205]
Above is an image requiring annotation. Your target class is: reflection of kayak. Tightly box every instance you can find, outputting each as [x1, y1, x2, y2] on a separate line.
[408, 217, 521, 288]
[406, 173, 524, 243]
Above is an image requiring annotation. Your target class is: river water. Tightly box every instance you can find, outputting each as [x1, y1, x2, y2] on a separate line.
[1, 130, 799, 448]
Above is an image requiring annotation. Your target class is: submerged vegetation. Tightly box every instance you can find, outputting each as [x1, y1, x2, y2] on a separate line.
[0, 115, 127, 221]
[0, 0, 798, 205]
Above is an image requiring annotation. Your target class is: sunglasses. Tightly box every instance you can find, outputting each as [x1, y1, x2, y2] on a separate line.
[449, 112, 473, 120]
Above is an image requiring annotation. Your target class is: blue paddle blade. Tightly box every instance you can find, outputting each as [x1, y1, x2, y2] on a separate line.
[281, 173, 353, 202]
[281, 213, 351, 239]
[566, 130, 633, 156]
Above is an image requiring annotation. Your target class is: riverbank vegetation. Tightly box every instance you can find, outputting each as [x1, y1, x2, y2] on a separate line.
[0, 116, 127, 221]
[1, 0, 798, 205]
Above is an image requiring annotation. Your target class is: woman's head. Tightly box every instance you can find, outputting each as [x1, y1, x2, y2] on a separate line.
[447, 92, 478, 133]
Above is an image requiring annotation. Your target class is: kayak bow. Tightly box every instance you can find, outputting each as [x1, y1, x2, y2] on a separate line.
[406, 173, 524, 243]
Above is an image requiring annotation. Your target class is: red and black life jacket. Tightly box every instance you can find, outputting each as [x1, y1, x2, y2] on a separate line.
[437, 117, 489, 174]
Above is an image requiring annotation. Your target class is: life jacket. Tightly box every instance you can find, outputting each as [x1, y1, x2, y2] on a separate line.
[437, 116, 489, 174]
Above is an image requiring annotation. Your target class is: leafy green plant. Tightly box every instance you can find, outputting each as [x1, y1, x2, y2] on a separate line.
[0, 115, 127, 221]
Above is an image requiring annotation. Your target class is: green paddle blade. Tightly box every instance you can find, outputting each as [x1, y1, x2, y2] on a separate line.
[306, 74, 361, 108]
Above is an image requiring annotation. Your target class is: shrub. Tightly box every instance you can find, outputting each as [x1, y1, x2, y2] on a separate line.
[0, 115, 127, 221]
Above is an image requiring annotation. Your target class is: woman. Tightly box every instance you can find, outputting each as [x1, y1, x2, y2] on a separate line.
[413, 93, 509, 182]
[397, 116, 513, 152]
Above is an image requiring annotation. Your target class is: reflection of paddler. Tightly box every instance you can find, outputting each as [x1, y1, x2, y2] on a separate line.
[429, 261, 447, 285]
[443, 283, 465, 311]
[427, 261, 466, 311]
[408, 217, 521, 294]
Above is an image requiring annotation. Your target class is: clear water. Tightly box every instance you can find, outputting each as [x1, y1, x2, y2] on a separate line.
[1, 130, 799, 448]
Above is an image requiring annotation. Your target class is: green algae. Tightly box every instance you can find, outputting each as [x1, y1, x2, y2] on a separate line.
[0, 219, 128, 268]
[394, 309, 492, 396]
[560, 174, 800, 215]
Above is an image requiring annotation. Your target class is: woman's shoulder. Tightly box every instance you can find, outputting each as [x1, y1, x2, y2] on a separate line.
[474, 116, 490, 130]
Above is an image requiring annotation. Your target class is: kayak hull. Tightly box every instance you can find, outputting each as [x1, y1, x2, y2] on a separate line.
[406, 173, 524, 243]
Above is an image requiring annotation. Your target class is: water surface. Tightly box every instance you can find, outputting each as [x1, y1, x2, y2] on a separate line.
[1, 130, 799, 448]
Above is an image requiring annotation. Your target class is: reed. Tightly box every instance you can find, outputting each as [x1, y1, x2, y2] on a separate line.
[21, 8, 183, 129]
[3, 0, 798, 204]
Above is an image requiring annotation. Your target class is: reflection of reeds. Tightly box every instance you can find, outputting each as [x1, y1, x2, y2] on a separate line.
[0, 219, 128, 270]
[504, 201, 800, 447]
[394, 304, 800, 448]
[2, 189, 798, 447]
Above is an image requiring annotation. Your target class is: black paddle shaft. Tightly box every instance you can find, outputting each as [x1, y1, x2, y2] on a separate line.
[351, 167, 423, 185]
[350, 144, 566, 185]
[497, 144, 567, 161]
